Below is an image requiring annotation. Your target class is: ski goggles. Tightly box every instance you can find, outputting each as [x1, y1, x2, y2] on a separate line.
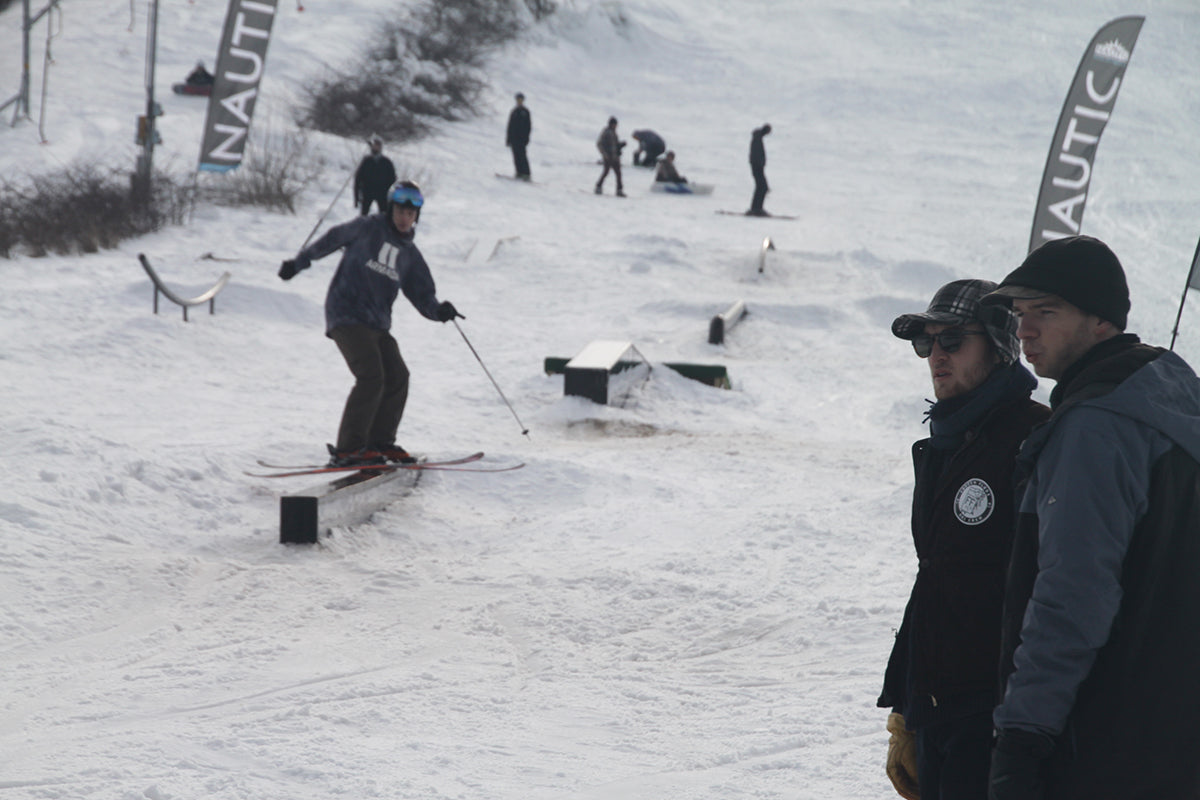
[911, 329, 987, 358]
[389, 185, 424, 207]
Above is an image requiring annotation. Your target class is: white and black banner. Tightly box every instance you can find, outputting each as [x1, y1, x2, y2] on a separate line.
[198, 0, 279, 173]
[1027, 16, 1143, 254]
[1186, 237, 1200, 291]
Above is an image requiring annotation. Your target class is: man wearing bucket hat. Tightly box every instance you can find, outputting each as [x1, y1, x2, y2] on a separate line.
[878, 279, 1048, 800]
[981, 235, 1200, 799]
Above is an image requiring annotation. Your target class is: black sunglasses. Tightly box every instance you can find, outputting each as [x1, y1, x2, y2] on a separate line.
[911, 329, 987, 358]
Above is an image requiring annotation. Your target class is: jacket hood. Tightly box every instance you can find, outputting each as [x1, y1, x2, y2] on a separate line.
[1087, 350, 1200, 464]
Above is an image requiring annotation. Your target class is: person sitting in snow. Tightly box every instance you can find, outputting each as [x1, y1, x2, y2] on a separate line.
[631, 129, 666, 166]
[654, 151, 687, 184]
[185, 61, 214, 87]
[277, 181, 463, 468]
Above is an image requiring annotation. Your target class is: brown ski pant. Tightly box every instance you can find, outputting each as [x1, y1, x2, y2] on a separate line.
[329, 325, 409, 453]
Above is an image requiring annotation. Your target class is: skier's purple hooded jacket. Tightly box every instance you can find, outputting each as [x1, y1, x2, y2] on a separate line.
[293, 214, 441, 336]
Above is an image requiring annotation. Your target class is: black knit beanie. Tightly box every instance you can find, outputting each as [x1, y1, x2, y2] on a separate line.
[982, 235, 1129, 330]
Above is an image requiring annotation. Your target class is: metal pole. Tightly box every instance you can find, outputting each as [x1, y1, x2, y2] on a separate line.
[1170, 235, 1200, 351]
[36, 6, 57, 143]
[299, 172, 354, 250]
[135, 0, 159, 201]
[18, 0, 32, 120]
[452, 320, 531, 438]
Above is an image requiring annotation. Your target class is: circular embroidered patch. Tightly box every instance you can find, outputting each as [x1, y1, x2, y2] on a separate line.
[954, 478, 995, 525]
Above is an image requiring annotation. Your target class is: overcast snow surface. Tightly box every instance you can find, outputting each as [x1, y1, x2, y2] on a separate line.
[2, 0, 1200, 798]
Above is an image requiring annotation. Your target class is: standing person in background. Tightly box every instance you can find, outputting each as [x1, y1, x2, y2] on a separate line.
[506, 92, 532, 181]
[747, 123, 771, 216]
[879, 279, 1048, 800]
[353, 135, 397, 216]
[631, 129, 666, 166]
[277, 181, 463, 468]
[980, 236, 1200, 800]
[595, 116, 625, 197]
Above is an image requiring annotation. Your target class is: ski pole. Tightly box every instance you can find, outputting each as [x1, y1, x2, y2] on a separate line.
[299, 171, 354, 250]
[453, 320, 530, 438]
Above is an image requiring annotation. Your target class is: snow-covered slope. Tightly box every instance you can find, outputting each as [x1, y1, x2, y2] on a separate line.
[2, 0, 1198, 797]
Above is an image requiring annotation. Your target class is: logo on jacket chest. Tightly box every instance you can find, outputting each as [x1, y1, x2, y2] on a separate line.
[367, 241, 400, 281]
[954, 478, 995, 526]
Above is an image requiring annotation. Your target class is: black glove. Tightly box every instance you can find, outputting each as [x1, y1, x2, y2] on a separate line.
[278, 259, 300, 281]
[989, 729, 1054, 800]
[436, 301, 463, 322]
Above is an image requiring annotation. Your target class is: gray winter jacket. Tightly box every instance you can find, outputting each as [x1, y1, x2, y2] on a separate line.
[995, 344, 1200, 737]
[294, 214, 441, 336]
[597, 126, 621, 163]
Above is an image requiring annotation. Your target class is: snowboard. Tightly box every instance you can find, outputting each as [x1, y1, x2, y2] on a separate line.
[495, 173, 536, 184]
[650, 182, 714, 196]
[173, 82, 212, 97]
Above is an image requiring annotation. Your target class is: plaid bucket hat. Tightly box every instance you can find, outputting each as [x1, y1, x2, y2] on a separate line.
[892, 279, 1020, 364]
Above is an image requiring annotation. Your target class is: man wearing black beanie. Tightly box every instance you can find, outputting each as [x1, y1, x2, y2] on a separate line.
[981, 236, 1200, 800]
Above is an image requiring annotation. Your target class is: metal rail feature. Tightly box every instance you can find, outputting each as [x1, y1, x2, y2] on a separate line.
[137, 253, 231, 322]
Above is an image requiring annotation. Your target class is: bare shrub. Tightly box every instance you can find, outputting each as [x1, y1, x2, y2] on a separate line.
[523, 0, 556, 21]
[0, 163, 191, 258]
[302, 72, 431, 140]
[202, 123, 320, 212]
[400, 0, 524, 67]
[300, 0, 552, 143]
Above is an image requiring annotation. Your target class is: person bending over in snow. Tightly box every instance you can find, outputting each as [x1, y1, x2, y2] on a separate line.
[278, 181, 463, 468]
[631, 129, 666, 166]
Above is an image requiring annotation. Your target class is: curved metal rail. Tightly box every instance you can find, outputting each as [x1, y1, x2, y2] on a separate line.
[138, 253, 231, 321]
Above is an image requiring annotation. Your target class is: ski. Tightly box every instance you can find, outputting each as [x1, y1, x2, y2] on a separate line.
[715, 210, 798, 220]
[410, 462, 525, 473]
[256, 452, 483, 471]
[247, 452, 488, 478]
[245, 459, 522, 478]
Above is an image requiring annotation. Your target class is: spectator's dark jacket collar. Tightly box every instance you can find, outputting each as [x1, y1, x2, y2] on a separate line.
[1048, 333, 1155, 409]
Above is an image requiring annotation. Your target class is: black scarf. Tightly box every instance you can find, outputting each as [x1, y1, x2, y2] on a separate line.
[926, 362, 1037, 451]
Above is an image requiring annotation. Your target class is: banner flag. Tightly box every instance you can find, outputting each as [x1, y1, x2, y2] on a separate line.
[1027, 16, 1143, 255]
[1187, 236, 1200, 291]
[198, 0, 280, 173]
[1169, 236, 1200, 351]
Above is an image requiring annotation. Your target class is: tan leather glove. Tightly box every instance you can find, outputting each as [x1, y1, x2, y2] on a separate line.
[886, 712, 920, 800]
